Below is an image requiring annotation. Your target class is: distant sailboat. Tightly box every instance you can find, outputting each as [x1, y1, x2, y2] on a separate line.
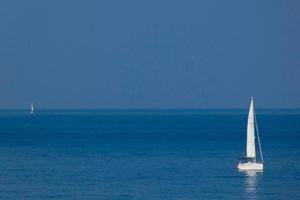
[237, 97, 264, 171]
[30, 103, 34, 114]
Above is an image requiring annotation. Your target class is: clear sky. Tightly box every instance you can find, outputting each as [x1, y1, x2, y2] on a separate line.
[0, 0, 299, 109]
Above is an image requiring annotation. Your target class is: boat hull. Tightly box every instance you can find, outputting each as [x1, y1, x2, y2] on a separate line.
[237, 162, 263, 171]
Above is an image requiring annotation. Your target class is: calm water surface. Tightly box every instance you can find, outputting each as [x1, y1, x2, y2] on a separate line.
[0, 109, 299, 199]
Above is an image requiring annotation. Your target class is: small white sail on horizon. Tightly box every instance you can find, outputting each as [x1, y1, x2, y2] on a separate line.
[237, 97, 264, 171]
[30, 103, 34, 114]
[247, 98, 255, 159]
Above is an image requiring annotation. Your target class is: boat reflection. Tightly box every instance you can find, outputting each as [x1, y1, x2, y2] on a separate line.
[244, 171, 262, 199]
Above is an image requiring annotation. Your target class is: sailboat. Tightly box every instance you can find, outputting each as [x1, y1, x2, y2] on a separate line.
[237, 97, 264, 171]
[30, 103, 34, 114]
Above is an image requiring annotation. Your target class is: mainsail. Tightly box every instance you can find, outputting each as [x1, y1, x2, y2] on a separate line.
[246, 97, 256, 158]
[31, 103, 34, 114]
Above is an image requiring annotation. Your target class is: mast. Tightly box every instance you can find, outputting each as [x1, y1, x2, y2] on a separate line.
[246, 97, 256, 159]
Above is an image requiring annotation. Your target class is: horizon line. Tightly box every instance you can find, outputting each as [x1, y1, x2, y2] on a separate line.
[0, 107, 300, 110]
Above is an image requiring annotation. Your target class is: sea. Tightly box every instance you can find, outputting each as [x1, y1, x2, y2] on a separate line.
[0, 109, 299, 199]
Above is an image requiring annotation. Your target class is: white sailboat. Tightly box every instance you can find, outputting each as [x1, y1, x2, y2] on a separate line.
[237, 97, 264, 171]
[30, 103, 34, 114]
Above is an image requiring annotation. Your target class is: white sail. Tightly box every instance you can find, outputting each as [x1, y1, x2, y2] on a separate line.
[246, 97, 255, 158]
[31, 103, 34, 114]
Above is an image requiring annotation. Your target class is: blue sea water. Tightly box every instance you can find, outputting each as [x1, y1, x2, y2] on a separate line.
[0, 109, 299, 199]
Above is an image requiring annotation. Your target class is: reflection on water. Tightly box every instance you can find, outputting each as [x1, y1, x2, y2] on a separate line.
[244, 171, 262, 199]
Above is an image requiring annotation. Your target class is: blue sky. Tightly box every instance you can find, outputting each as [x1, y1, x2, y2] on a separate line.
[0, 0, 299, 108]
